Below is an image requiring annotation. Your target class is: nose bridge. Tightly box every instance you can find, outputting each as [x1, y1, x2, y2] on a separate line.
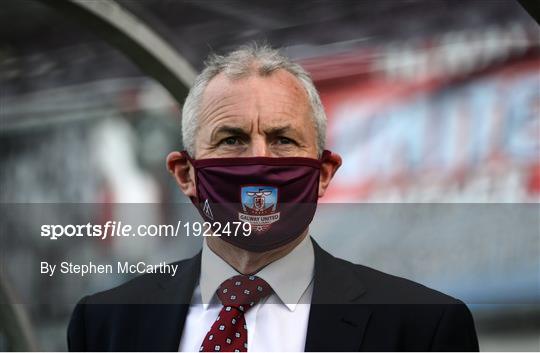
[249, 105, 273, 157]
[250, 134, 270, 157]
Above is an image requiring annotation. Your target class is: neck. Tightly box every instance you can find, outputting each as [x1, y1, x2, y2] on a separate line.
[206, 230, 309, 275]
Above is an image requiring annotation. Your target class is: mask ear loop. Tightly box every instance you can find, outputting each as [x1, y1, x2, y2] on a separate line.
[180, 150, 194, 164]
[320, 150, 332, 162]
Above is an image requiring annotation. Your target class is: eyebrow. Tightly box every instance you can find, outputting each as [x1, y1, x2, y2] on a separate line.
[263, 125, 294, 137]
[210, 124, 299, 141]
[211, 125, 250, 141]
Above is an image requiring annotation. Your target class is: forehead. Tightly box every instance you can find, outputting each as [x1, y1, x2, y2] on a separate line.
[199, 69, 311, 124]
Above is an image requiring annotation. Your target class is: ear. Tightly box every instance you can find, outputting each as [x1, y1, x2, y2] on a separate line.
[166, 151, 197, 198]
[318, 151, 342, 198]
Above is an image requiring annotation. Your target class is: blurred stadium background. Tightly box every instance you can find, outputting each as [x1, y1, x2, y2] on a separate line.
[1, 0, 539, 351]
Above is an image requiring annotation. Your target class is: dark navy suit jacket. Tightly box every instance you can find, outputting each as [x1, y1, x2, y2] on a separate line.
[68, 238, 479, 351]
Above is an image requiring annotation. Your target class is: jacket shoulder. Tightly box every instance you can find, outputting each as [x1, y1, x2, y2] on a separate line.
[67, 256, 198, 350]
[321, 246, 461, 305]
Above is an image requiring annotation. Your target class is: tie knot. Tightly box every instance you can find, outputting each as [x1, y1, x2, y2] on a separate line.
[216, 275, 272, 311]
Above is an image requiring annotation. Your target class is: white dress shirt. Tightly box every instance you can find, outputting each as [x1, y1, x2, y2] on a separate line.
[178, 235, 315, 352]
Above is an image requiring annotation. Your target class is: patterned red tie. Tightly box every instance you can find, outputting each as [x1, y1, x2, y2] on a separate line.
[200, 275, 272, 352]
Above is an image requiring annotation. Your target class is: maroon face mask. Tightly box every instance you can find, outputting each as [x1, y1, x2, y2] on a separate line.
[181, 151, 331, 252]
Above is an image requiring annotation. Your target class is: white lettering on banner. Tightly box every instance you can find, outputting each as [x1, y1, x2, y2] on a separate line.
[38, 261, 179, 277]
[238, 212, 280, 225]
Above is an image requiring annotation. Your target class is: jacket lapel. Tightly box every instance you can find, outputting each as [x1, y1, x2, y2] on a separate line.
[305, 239, 372, 351]
[130, 239, 371, 351]
[135, 251, 202, 351]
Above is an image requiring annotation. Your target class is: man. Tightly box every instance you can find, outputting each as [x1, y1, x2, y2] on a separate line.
[68, 44, 479, 351]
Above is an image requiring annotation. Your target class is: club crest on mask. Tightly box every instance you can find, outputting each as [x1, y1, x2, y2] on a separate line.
[238, 186, 280, 232]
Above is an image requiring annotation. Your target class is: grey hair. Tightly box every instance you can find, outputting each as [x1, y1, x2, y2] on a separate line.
[181, 43, 327, 156]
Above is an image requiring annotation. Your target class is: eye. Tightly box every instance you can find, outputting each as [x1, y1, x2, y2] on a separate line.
[221, 137, 240, 145]
[276, 137, 294, 145]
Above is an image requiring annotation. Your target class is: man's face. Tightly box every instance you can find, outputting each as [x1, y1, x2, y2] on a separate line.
[194, 69, 319, 159]
[166, 68, 341, 203]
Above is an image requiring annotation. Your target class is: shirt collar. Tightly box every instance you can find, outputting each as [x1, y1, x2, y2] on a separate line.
[199, 235, 315, 311]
